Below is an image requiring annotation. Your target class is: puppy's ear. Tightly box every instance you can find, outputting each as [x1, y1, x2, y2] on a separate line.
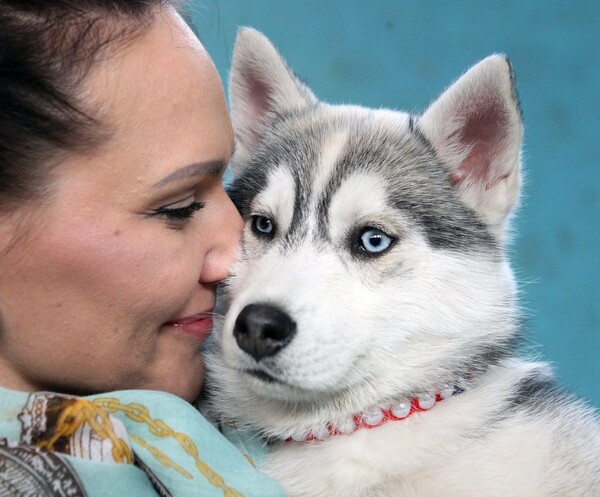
[419, 55, 523, 236]
[229, 28, 317, 168]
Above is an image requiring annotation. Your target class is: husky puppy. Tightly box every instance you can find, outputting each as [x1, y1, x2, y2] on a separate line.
[206, 28, 600, 497]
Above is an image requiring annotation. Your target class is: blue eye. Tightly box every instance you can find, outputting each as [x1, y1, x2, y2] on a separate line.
[357, 228, 394, 255]
[252, 215, 275, 237]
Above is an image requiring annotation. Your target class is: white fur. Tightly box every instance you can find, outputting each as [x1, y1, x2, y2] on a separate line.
[252, 166, 296, 234]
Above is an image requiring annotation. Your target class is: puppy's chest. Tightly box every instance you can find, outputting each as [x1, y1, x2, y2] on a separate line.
[262, 420, 464, 497]
[260, 412, 552, 497]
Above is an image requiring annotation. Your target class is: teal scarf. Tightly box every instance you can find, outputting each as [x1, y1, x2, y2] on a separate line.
[0, 387, 283, 497]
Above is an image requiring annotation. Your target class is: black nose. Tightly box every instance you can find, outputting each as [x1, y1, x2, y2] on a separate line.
[233, 304, 297, 361]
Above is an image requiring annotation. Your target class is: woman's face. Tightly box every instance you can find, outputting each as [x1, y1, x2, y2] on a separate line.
[0, 9, 241, 401]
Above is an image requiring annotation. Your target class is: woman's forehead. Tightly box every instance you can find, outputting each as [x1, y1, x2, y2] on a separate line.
[88, 9, 219, 129]
[76, 8, 233, 188]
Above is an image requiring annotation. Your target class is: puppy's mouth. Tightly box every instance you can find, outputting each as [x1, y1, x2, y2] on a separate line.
[245, 369, 283, 384]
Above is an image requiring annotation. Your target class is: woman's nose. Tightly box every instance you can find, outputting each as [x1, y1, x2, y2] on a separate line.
[198, 190, 243, 285]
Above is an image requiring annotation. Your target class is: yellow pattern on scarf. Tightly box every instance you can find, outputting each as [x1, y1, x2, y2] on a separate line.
[95, 398, 243, 497]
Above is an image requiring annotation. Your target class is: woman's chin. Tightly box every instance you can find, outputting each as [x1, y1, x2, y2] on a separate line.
[165, 353, 205, 402]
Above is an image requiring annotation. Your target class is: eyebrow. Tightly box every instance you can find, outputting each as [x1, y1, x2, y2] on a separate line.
[152, 159, 228, 188]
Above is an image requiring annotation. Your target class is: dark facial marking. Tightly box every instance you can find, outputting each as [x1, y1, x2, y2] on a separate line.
[313, 114, 497, 251]
[230, 106, 498, 258]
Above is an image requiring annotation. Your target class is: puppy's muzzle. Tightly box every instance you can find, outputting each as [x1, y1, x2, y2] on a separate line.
[233, 304, 297, 361]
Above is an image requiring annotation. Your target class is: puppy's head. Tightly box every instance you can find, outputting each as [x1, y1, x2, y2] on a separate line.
[209, 29, 522, 424]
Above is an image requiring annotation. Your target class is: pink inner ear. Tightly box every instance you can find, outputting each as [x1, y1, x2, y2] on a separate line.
[245, 68, 274, 124]
[450, 102, 508, 188]
[241, 68, 276, 147]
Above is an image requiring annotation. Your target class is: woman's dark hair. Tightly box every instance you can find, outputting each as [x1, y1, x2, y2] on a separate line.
[0, 0, 174, 208]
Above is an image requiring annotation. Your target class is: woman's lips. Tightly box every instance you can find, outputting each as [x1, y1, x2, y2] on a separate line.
[164, 312, 213, 340]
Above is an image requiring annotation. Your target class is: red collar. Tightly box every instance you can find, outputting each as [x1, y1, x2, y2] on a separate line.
[285, 383, 461, 443]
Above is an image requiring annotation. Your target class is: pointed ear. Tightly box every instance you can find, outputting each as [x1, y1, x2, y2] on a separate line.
[229, 28, 317, 169]
[419, 55, 523, 235]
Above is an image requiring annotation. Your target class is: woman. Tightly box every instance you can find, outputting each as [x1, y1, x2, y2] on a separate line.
[0, 1, 282, 495]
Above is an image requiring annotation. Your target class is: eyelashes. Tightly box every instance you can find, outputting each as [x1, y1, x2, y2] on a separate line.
[153, 201, 205, 221]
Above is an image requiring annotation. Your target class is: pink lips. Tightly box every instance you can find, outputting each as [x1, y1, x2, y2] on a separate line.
[164, 311, 213, 340]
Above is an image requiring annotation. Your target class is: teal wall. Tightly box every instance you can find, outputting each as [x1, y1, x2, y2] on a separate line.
[190, 1, 600, 405]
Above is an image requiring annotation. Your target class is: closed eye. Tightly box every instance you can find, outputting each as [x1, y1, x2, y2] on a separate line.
[152, 200, 205, 221]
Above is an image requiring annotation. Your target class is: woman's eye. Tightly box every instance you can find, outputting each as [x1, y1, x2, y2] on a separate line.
[355, 227, 394, 255]
[153, 201, 205, 221]
[251, 215, 275, 237]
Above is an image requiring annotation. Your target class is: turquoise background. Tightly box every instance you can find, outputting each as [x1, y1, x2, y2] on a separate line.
[189, 1, 600, 405]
